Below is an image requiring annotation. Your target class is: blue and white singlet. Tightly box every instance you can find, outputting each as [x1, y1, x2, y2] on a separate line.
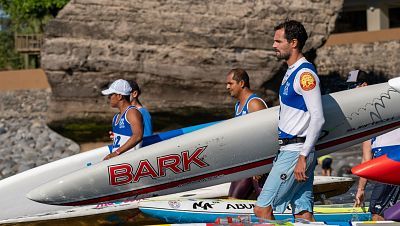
[234, 93, 267, 117]
[371, 128, 400, 158]
[111, 106, 140, 153]
[278, 57, 325, 156]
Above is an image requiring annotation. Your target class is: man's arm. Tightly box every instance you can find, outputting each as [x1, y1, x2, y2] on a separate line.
[354, 140, 372, 207]
[104, 109, 144, 160]
[248, 98, 267, 113]
[294, 71, 325, 181]
[298, 73, 325, 157]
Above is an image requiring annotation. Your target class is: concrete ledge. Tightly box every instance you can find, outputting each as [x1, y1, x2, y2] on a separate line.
[0, 69, 50, 91]
[325, 28, 400, 46]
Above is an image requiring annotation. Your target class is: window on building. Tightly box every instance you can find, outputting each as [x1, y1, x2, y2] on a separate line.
[333, 10, 367, 33]
[389, 7, 400, 28]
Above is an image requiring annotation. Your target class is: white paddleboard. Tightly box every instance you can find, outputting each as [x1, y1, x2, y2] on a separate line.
[0, 176, 351, 223]
[28, 80, 400, 206]
[0, 183, 229, 224]
[0, 123, 217, 221]
[138, 198, 372, 223]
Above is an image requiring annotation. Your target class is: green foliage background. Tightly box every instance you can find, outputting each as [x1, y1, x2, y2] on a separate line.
[0, 30, 23, 69]
[0, 0, 69, 70]
[0, 0, 69, 33]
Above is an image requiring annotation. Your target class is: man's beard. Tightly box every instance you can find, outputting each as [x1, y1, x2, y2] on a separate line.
[276, 51, 290, 60]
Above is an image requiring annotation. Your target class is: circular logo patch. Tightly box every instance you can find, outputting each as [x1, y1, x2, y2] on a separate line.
[168, 200, 181, 209]
[300, 72, 316, 91]
[280, 173, 287, 181]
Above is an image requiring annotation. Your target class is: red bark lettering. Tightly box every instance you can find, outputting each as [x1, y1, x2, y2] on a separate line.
[182, 146, 208, 171]
[108, 164, 133, 186]
[133, 160, 158, 182]
[157, 154, 182, 177]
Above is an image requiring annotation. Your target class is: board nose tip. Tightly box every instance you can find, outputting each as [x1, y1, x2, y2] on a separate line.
[26, 187, 44, 203]
[26, 185, 57, 205]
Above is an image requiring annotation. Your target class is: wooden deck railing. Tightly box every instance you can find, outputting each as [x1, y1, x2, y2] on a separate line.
[14, 34, 43, 53]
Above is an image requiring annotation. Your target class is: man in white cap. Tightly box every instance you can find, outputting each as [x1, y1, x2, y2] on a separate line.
[102, 79, 143, 160]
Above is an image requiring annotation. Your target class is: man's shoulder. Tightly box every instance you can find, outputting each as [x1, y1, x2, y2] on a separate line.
[126, 106, 142, 118]
[248, 95, 267, 111]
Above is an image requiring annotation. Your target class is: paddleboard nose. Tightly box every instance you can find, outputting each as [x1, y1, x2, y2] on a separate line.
[26, 181, 67, 205]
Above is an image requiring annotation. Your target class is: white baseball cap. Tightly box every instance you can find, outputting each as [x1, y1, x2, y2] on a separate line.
[101, 79, 132, 95]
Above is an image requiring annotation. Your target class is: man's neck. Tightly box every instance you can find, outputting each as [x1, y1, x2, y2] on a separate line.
[287, 51, 304, 67]
[130, 99, 143, 109]
[118, 102, 131, 114]
[238, 89, 253, 106]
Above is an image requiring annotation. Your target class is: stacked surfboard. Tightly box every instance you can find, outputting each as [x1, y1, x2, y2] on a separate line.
[138, 199, 371, 224]
[0, 176, 352, 224]
[1, 78, 400, 225]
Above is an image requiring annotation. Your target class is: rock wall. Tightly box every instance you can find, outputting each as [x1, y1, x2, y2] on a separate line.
[316, 40, 400, 79]
[42, 0, 343, 125]
[0, 90, 80, 179]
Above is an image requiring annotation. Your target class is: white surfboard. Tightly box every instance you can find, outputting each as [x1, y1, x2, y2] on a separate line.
[138, 198, 372, 223]
[28, 79, 400, 206]
[0, 176, 351, 223]
[0, 183, 229, 224]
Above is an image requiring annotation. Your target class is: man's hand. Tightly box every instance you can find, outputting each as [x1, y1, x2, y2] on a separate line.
[253, 175, 262, 181]
[354, 189, 365, 207]
[103, 151, 119, 160]
[109, 131, 114, 140]
[294, 155, 308, 182]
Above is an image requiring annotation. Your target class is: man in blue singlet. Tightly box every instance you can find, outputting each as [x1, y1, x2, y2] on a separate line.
[350, 71, 400, 220]
[254, 20, 325, 221]
[102, 79, 144, 160]
[128, 80, 153, 137]
[225, 68, 268, 199]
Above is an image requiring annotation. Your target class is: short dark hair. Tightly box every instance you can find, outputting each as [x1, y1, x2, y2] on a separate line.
[274, 20, 308, 51]
[128, 80, 141, 96]
[122, 95, 131, 102]
[355, 70, 368, 83]
[228, 68, 250, 89]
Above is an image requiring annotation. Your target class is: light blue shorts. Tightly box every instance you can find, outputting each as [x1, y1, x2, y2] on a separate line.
[256, 150, 316, 214]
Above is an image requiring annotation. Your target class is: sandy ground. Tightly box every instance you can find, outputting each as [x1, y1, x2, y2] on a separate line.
[80, 142, 110, 152]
